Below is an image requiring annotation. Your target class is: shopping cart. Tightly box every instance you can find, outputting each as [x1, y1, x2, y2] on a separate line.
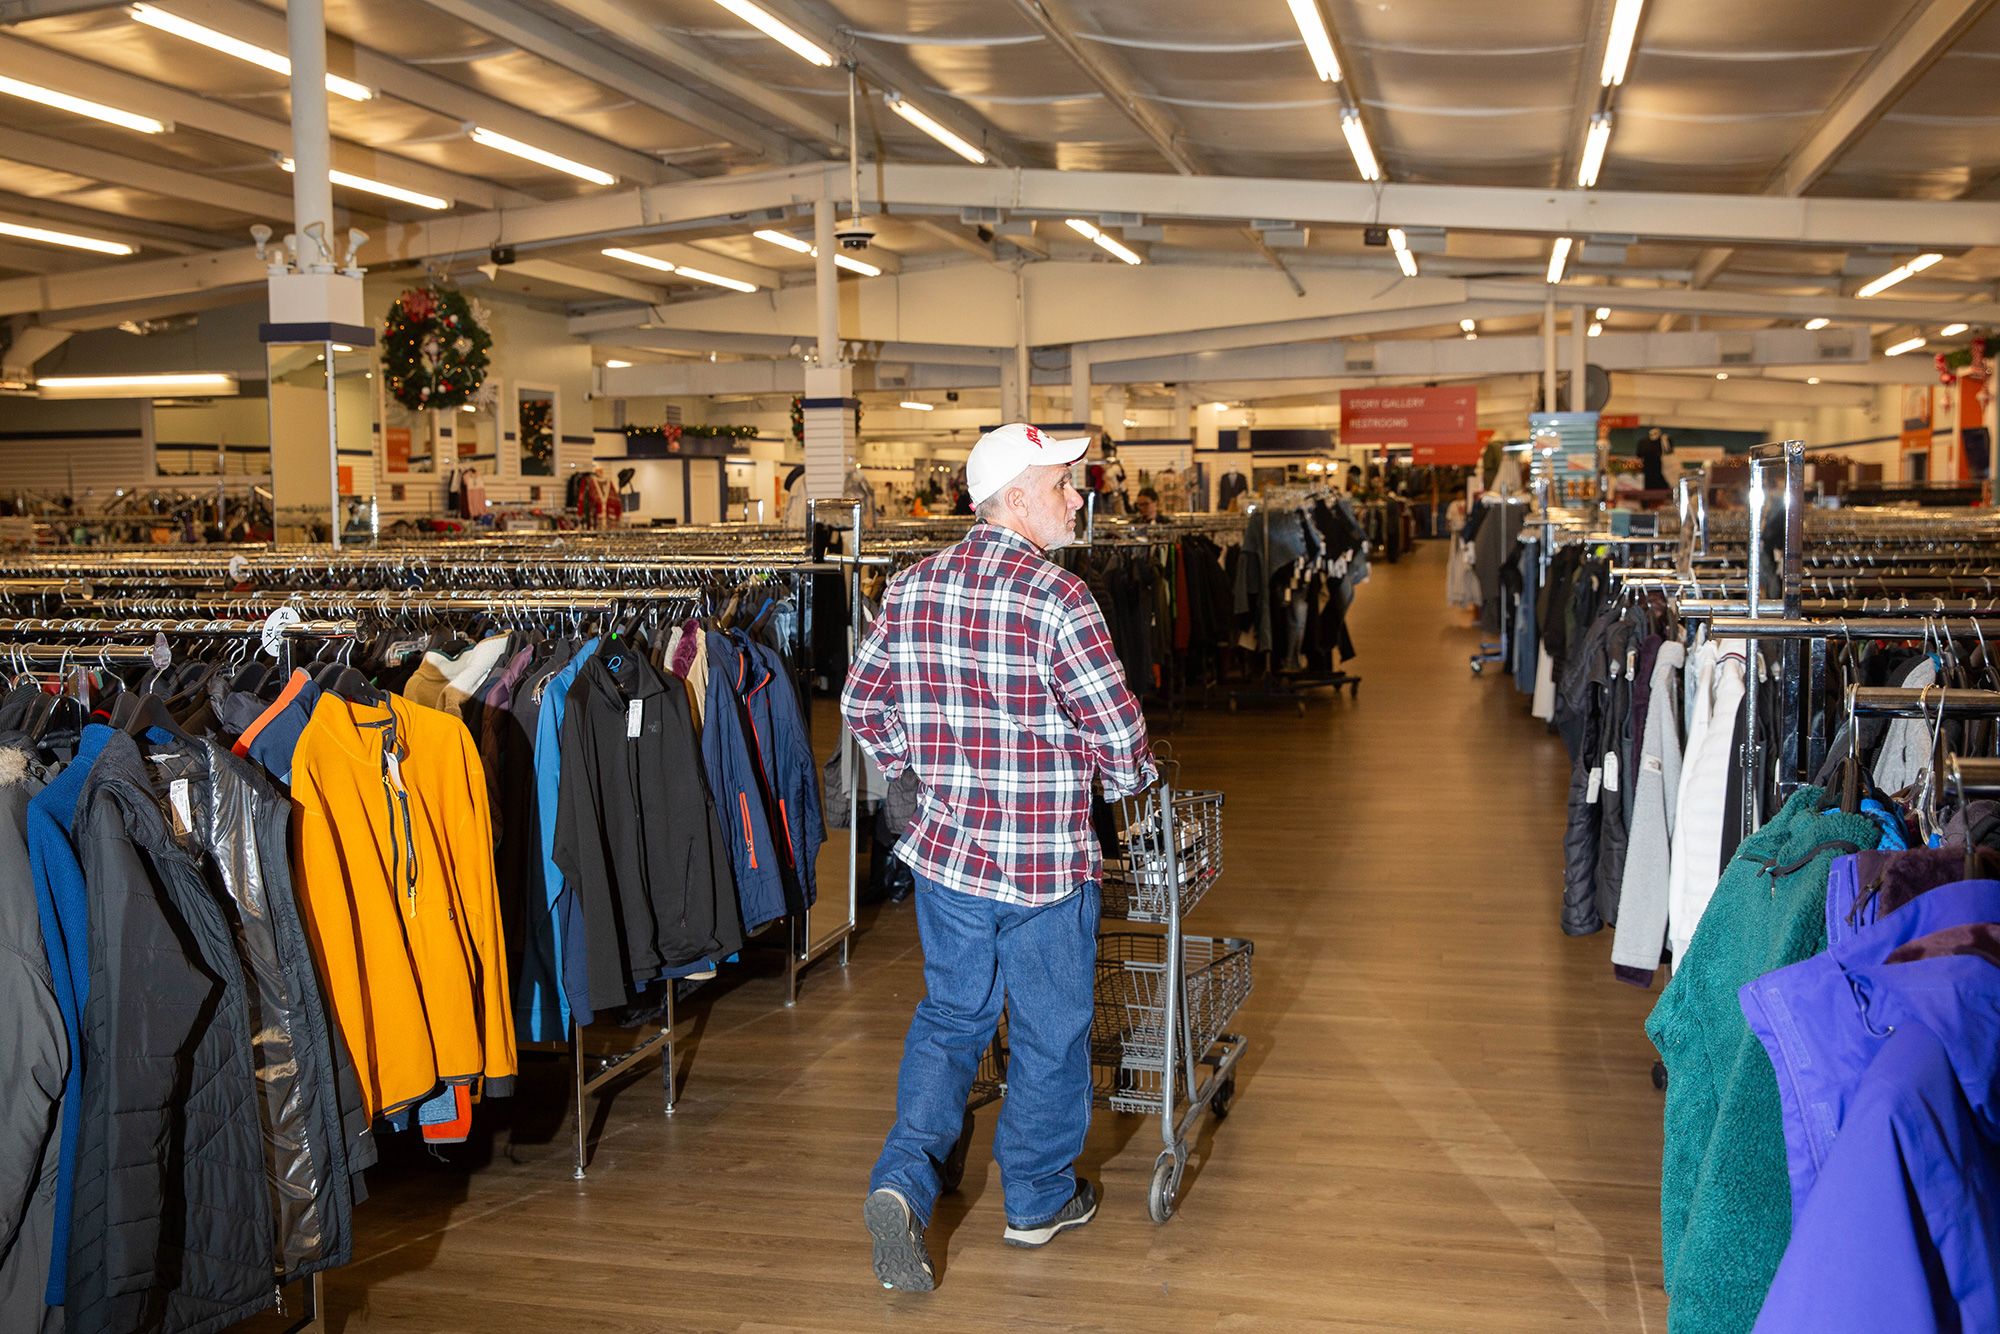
[956, 781, 1251, 1223]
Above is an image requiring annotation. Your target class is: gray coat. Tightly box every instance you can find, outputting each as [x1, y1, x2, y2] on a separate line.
[0, 745, 59, 1333]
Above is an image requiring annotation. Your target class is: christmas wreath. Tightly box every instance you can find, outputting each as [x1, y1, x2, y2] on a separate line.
[789, 394, 862, 444]
[382, 284, 492, 412]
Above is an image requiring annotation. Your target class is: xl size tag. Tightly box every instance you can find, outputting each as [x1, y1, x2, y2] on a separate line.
[168, 779, 193, 838]
[626, 698, 643, 739]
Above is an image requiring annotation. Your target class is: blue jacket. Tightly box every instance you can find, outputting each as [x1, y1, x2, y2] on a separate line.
[25, 722, 113, 1303]
[740, 633, 823, 912]
[703, 631, 786, 933]
[528, 638, 598, 1036]
[1742, 877, 2000, 1333]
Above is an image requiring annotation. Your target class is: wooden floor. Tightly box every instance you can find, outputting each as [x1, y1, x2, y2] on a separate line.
[277, 539, 1669, 1332]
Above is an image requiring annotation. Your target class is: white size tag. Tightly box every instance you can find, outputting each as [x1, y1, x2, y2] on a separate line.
[168, 779, 193, 837]
[1643, 754, 1664, 775]
[384, 750, 406, 796]
[1626, 648, 1637, 678]
[627, 698, 643, 738]
[1602, 752, 1620, 794]
[1586, 767, 1602, 805]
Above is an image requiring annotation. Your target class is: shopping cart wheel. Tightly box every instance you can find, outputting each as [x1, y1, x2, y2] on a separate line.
[1651, 1061, 1668, 1092]
[1148, 1152, 1180, 1224]
[941, 1109, 975, 1194]
[1211, 1076, 1236, 1120]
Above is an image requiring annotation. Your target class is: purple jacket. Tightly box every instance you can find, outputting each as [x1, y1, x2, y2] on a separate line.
[1740, 878, 2000, 1333]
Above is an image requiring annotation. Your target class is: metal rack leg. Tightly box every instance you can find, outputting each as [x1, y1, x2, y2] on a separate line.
[662, 991, 677, 1116]
[571, 1020, 588, 1181]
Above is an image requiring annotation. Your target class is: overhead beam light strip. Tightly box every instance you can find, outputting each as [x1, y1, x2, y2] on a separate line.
[1856, 252, 1943, 298]
[1340, 109, 1380, 182]
[602, 247, 758, 292]
[469, 126, 615, 186]
[709, 0, 833, 67]
[1546, 236, 1574, 284]
[38, 372, 236, 396]
[0, 72, 166, 134]
[1602, 0, 1646, 87]
[1285, 0, 1341, 81]
[1577, 113, 1612, 188]
[1387, 226, 1418, 278]
[129, 5, 373, 101]
[0, 219, 134, 256]
[751, 229, 881, 275]
[1065, 218, 1142, 265]
[280, 158, 449, 211]
[886, 95, 987, 165]
[1885, 335, 1926, 356]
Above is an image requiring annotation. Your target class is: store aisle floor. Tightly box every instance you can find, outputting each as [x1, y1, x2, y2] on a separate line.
[291, 539, 1668, 1332]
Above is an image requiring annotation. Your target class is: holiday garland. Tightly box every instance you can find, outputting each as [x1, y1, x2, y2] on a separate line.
[1934, 333, 1994, 386]
[619, 423, 759, 445]
[382, 284, 492, 412]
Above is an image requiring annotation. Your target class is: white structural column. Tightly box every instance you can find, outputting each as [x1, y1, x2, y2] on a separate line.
[1541, 297, 1557, 413]
[1173, 383, 1193, 437]
[804, 194, 855, 500]
[1014, 267, 1031, 422]
[1102, 386, 1128, 441]
[1070, 342, 1090, 425]
[1570, 305, 1587, 413]
[998, 356, 1024, 423]
[286, 0, 334, 259]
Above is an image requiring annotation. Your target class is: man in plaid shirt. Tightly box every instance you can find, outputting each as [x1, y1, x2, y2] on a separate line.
[846, 423, 1156, 1291]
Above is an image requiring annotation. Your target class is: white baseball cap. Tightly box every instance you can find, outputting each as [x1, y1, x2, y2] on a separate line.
[966, 423, 1092, 508]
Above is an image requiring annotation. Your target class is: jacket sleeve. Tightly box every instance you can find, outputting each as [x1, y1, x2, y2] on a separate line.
[840, 604, 909, 779]
[1050, 592, 1157, 800]
[452, 722, 517, 1086]
[0, 939, 62, 1281]
[290, 770, 376, 1117]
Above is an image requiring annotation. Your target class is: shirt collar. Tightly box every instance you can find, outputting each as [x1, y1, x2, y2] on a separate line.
[968, 521, 1045, 559]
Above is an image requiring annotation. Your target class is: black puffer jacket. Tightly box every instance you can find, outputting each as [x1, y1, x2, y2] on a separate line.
[1556, 604, 1618, 936]
[67, 733, 356, 1334]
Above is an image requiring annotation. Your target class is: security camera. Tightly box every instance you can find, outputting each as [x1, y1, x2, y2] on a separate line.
[835, 217, 877, 251]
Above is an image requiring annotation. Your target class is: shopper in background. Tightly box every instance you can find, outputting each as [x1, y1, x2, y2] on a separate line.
[1132, 487, 1161, 523]
[843, 423, 1157, 1292]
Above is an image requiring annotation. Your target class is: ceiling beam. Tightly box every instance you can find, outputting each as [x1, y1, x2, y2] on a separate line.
[156, 0, 673, 187]
[507, 258, 669, 303]
[0, 32, 528, 212]
[1678, 0, 1996, 314]
[912, 220, 995, 262]
[0, 126, 297, 225]
[426, 0, 822, 161]
[1487, 278, 2000, 325]
[0, 192, 216, 255]
[1557, 0, 1615, 190]
[0, 0, 122, 17]
[0, 246, 261, 316]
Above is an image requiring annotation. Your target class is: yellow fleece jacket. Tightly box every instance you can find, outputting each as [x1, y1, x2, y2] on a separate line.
[289, 692, 517, 1117]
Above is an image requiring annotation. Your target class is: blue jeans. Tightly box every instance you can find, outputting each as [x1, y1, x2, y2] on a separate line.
[869, 873, 1098, 1228]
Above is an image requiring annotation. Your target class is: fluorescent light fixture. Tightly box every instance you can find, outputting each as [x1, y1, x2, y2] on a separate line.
[330, 343, 354, 352]
[1460, 318, 1477, 333]
[1577, 113, 1612, 188]
[1806, 376, 1820, 385]
[1285, 0, 1341, 82]
[1340, 109, 1381, 181]
[1715, 372, 1728, 380]
[1941, 322, 1969, 337]
[469, 126, 614, 185]
[1464, 331, 1477, 341]
[1804, 317, 1830, 330]
[1602, 0, 1645, 86]
[1885, 335, 1927, 357]
[130, 5, 372, 100]
[602, 246, 677, 274]
[280, 158, 449, 210]
[1856, 252, 1943, 299]
[1587, 321, 1603, 338]
[1388, 226, 1418, 277]
[671, 263, 758, 293]
[460, 403, 477, 413]
[1064, 217, 1142, 265]
[604, 359, 631, 368]
[37, 372, 236, 398]
[0, 72, 167, 134]
[1208, 401, 1229, 411]
[754, 228, 882, 275]
[709, 0, 832, 65]
[887, 94, 987, 165]
[899, 400, 933, 412]
[0, 219, 133, 256]
[1546, 236, 1573, 284]
[1595, 306, 1611, 320]
[753, 228, 812, 254]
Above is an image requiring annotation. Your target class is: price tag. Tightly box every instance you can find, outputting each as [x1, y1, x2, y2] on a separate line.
[384, 749, 407, 796]
[1602, 752, 1620, 794]
[1585, 767, 1602, 805]
[261, 606, 302, 659]
[168, 778, 193, 837]
[626, 698, 643, 739]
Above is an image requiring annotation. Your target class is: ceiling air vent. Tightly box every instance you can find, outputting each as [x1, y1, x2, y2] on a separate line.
[1718, 334, 1754, 366]
[1815, 332, 1859, 360]
[1344, 343, 1376, 373]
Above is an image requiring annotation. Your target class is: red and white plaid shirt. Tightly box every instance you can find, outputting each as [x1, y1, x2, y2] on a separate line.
[841, 522, 1156, 907]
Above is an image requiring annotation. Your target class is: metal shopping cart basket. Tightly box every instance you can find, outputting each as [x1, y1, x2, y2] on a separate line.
[958, 779, 1251, 1223]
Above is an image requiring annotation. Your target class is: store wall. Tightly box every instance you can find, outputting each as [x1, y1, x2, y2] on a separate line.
[0, 398, 151, 501]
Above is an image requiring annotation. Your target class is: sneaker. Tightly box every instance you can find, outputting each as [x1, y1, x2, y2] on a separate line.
[1001, 1177, 1099, 1248]
[863, 1188, 935, 1292]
